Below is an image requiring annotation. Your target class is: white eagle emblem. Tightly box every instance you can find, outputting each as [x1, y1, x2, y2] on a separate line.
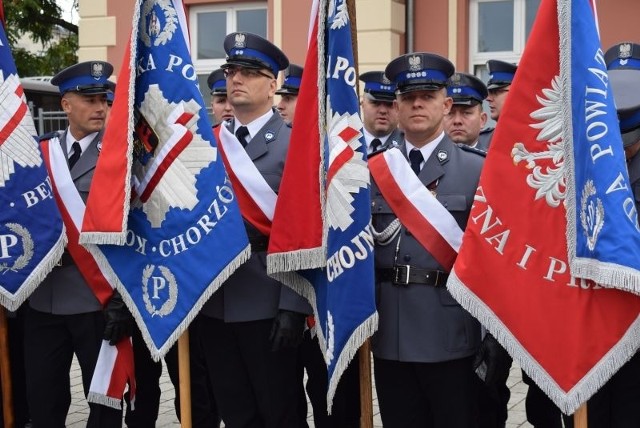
[133, 84, 217, 227]
[0, 71, 42, 188]
[325, 95, 369, 232]
[140, 0, 177, 48]
[408, 55, 421, 72]
[511, 75, 566, 208]
[619, 43, 632, 59]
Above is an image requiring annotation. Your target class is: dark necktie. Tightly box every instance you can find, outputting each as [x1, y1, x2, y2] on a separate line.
[235, 126, 250, 148]
[409, 148, 424, 176]
[69, 142, 82, 169]
[370, 138, 382, 152]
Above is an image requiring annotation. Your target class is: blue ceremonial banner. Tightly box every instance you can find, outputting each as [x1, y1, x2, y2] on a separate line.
[0, 21, 65, 310]
[81, 0, 250, 359]
[267, 0, 377, 408]
[321, 0, 377, 404]
[564, 0, 640, 293]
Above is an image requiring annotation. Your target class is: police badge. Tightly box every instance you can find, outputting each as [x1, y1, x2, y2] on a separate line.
[235, 33, 247, 48]
[619, 43, 632, 59]
[408, 55, 421, 72]
[91, 62, 104, 80]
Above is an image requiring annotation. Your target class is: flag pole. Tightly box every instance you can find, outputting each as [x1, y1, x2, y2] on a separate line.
[574, 403, 588, 428]
[358, 341, 374, 428]
[0, 307, 14, 428]
[178, 332, 192, 428]
[343, 0, 375, 427]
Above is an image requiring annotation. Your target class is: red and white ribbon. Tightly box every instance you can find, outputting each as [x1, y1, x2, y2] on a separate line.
[369, 147, 463, 271]
[215, 124, 277, 235]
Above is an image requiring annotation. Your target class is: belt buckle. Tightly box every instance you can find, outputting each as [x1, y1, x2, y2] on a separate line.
[394, 265, 410, 286]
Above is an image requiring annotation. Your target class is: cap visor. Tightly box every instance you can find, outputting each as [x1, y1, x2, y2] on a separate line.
[622, 127, 640, 148]
[397, 83, 445, 94]
[364, 92, 395, 103]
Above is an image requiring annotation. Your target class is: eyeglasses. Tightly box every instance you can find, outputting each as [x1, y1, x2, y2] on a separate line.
[223, 67, 274, 79]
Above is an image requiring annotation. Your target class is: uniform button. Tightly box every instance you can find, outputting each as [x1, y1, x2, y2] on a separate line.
[403, 254, 411, 262]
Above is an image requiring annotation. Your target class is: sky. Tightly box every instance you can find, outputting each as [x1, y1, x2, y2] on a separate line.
[57, 0, 79, 25]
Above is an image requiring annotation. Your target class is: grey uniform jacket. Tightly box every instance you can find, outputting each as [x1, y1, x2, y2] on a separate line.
[477, 127, 494, 151]
[629, 152, 640, 213]
[29, 130, 103, 315]
[383, 128, 403, 150]
[370, 135, 484, 363]
[201, 111, 312, 322]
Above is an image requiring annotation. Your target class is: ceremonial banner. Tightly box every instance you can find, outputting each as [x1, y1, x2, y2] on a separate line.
[80, 0, 250, 359]
[565, 2, 640, 292]
[447, 0, 640, 414]
[267, 0, 377, 408]
[0, 15, 65, 310]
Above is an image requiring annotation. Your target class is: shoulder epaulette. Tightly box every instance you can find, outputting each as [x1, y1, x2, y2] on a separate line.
[367, 145, 390, 160]
[479, 126, 494, 135]
[38, 130, 61, 142]
[458, 143, 487, 157]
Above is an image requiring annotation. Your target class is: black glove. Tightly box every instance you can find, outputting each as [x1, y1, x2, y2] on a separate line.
[473, 333, 513, 388]
[103, 291, 133, 346]
[269, 310, 305, 352]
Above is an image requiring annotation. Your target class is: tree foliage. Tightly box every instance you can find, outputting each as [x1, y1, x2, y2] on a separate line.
[3, 0, 79, 76]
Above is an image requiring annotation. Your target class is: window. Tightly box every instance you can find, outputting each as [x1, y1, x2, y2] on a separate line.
[469, 0, 540, 75]
[469, 0, 540, 126]
[189, 3, 267, 117]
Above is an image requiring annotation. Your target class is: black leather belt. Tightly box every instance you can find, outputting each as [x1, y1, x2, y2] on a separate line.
[249, 235, 269, 252]
[377, 265, 448, 287]
[56, 250, 74, 267]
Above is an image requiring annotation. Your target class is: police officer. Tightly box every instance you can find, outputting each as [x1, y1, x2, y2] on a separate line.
[359, 70, 401, 153]
[207, 68, 234, 126]
[25, 61, 129, 427]
[581, 42, 640, 428]
[444, 72, 489, 150]
[480, 60, 518, 148]
[275, 63, 303, 125]
[370, 52, 484, 427]
[197, 32, 311, 428]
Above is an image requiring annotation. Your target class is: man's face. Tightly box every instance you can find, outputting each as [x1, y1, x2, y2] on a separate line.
[395, 88, 452, 147]
[225, 65, 276, 113]
[486, 86, 510, 121]
[276, 94, 298, 125]
[361, 96, 398, 137]
[444, 103, 487, 146]
[61, 92, 107, 139]
[211, 95, 234, 125]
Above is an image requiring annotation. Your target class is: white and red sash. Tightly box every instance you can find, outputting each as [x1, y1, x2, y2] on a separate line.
[40, 136, 135, 409]
[40, 136, 113, 305]
[369, 147, 463, 271]
[215, 124, 277, 236]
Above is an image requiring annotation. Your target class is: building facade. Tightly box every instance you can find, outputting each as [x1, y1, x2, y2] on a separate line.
[77, 0, 640, 89]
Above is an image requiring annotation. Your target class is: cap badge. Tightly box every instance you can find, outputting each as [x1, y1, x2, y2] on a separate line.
[90, 62, 104, 80]
[408, 55, 422, 72]
[382, 76, 391, 85]
[437, 150, 448, 162]
[450, 73, 461, 84]
[619, 43, 632, 59]
[235, 33, 247, 48]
